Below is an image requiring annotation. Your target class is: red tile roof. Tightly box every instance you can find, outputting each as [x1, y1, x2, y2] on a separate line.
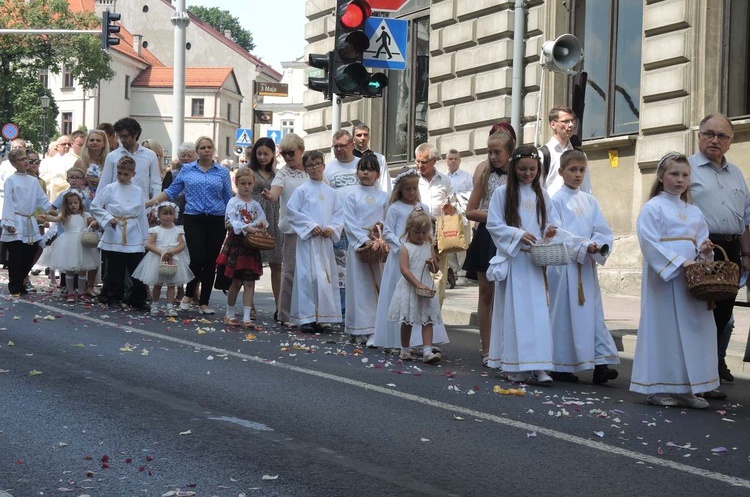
[131, 66, 235, 88]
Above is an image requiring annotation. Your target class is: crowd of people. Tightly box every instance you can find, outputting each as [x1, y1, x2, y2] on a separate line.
[1, 109, 747, 408]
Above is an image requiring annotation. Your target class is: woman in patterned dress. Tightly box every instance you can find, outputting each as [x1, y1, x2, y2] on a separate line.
[245, 138, 283, 318]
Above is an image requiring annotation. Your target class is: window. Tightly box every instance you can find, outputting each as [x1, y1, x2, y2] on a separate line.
[39, 69, 48, 88]
[227, 103, 232, 122]
[226, 136, 231, 157]
[573, 0, 643, 139]
[281, 119, 294, 138]
[384, 16, 429, 163]
[125, 75, 130, 100]
[724, 1, 750, 117]
[191, 98, 204, 117]
[62, 65, 75, 89]
[61, 112, 73, 135]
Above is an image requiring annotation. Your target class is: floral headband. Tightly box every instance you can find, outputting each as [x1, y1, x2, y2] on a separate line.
[155, 201, 180, 218]
[511, 150, 540, 162]
[63, 189, 84, 201]
[395, 168, 420, 183]
[86, 164, 101, 178]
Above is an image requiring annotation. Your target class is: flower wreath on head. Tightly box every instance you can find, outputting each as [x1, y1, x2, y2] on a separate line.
[62, 189, 84, 201]
[395, 168, 420, 183]
[86, 164, 101, 178]
[155, 201, 180, 219]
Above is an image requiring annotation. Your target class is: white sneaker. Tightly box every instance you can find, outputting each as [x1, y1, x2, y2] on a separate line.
[165, 304, 178, 317]
[423, 351, 441, 364]
[179, 301, 192, 311]
[506, 372, 527, 383]
[150, 306, 160, 316]
[534, 370, 553, 384]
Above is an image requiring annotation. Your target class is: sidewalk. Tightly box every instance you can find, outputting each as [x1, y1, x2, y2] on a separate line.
[438, 278, 750, 376]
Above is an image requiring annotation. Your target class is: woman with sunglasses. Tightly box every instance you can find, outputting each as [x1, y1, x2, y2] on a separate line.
[261, 133, 307, 324]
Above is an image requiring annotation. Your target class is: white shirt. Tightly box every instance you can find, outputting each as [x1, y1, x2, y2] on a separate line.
[418, 171, 453, 219]
[325, 157, 361, 204]
[541, 137, 592, 196]
[446, 168, 473, 195]
[99, 145, 161, 202]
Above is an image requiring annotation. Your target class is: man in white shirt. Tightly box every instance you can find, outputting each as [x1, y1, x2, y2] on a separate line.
[98, 118, 161, 203]
[325, 130, 361, 318]
[416, 142, 453, 307]
[541, 106, 592, 196]
[443, 149, 473, 288]
[39, 136, 72, 197]
[352, 123, 392, 194]
[57, 130, 86, 170]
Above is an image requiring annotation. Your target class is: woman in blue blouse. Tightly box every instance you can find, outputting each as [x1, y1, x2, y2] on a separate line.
[147, 136, 232, 313]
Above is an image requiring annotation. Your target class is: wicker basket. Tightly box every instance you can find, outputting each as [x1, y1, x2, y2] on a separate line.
[356, 224, 389, 264]
[80, 229, 100, 248]
[683, 245, 740, 301]
[243, 230, 276, 251]
[416, 265, 437, 298]
[530, 241, 570, 267]
[158, 253, 178, 277]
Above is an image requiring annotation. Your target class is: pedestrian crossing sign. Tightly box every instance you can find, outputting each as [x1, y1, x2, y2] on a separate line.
[235, 128, 253, 146]
[363, 17, 407, 70]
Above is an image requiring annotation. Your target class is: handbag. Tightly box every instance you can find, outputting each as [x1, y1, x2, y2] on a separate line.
[436, 213, 468, 255]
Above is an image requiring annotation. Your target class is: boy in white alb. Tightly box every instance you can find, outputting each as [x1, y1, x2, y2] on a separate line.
[1, 149, 54, 295]
[547, 150, 619, 384]
[287, 151, 345, 331]
[90, 156, 150, 310]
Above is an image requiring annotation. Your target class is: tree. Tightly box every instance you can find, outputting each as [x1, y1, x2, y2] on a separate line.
[0, 0, 115, 150]
[188, 6, 255, 52]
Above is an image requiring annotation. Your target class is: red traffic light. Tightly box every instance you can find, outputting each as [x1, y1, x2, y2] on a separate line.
[338, 0, 372, 30]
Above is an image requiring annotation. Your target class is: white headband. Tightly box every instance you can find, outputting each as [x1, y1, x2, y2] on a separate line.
[656, 151, 684, 174]
[395, 168, 420, 183]
[155, 201, 180, 219]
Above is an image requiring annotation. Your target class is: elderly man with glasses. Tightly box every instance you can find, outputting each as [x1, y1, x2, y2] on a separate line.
[688, 114, 750, 398]
[540, 106, 592, 196]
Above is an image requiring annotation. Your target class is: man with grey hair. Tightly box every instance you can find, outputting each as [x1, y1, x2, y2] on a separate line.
[688, 113, 750, 396]
[325, 129, 361, 318]
[416, 142, 453, 307]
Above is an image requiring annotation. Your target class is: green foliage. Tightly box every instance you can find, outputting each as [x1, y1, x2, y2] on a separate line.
[0, 0, 115, 149]
[188, 5, 256, 52]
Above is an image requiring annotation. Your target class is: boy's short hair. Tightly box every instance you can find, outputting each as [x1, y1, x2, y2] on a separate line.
[560, 149, 588, 170]
[446, 149, 460, 156]
[116, 156, 136, 172]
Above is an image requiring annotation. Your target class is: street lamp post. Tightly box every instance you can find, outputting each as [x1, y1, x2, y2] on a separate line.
[40, 95, 50, 156]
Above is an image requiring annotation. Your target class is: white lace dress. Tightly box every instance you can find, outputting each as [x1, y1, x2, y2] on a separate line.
[38, 215, 100, 272]
[387, 241, 443, 325]
[132, 226, 194, 285]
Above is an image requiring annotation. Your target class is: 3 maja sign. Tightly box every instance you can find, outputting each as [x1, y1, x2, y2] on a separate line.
[367, 0, 410, 12]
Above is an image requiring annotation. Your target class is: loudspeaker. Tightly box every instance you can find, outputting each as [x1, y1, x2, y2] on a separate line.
[542, 34, 583, 73]
[234, 146, 245, 157]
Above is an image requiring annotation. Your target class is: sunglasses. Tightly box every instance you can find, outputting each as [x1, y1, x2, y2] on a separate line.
[28, 159, 41, 164]
[280, 150, 296, 157]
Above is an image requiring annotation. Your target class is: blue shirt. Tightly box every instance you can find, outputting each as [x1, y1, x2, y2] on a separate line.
[164, 161, 232, 216]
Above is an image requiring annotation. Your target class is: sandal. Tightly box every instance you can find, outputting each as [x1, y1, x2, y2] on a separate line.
[481, 353, 490, 368]
[250, 307, 257, 320]
[223, 316, 241, 327]
[243, 320, 255, 329]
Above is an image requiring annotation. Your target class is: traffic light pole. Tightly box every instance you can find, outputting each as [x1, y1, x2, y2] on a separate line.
[332, 94, 342, 133]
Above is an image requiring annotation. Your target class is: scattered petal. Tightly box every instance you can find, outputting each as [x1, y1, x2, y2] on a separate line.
[453, 415, 464, 421]
[527, 432, 537, 438]
[593, 431, 604, 438]
[420, 438, 430, 442]
[262, 474, 278, 480]
[721, 418, 735, 423]
[206, 355, 214, 361]
[179, 430, 192, 435]
[141, 349, 149, 356]
[28, 370, 42, 376]
[245, 333, 256, 340]
[711, 447, 729, 453]
[71, 343, 86, 348]
[7, 341, 14, 346]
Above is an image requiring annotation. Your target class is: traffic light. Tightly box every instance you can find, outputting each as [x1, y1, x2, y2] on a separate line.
[101, 11, 121, 50]
[331, 0, 388, 97]
[307, 52, 333, 100]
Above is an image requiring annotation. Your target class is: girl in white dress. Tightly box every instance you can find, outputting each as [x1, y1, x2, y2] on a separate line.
[388, 208, 444, 364]
[344, 154, 389, 343]
[370, 168, 449, 350]
[631, 152, 717, 409]
[132, 202, 193, 317]
[486, 145, 560, 384]
[38, 191, 99, 302]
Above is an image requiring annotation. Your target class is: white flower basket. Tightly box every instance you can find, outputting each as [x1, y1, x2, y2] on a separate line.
[530, 242, 570, 267]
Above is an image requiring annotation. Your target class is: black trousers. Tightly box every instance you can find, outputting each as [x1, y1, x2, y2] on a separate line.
[6, 241, 37, 294]
[102, 250, 147, 304]
[708, 235, 741, 360]
[183, 214, 226, 305]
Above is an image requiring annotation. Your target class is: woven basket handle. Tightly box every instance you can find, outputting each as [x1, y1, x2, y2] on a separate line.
[420, 261, 435, 290]
[160, 252, 172, 263]
[714, 244, 729, 262]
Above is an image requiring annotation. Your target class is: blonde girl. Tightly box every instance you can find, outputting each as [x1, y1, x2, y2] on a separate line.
[631, 152, 716, 408]
[486, 145, 560, 384]
[132, 202, 193, 317]
[387, 208, 443, 364]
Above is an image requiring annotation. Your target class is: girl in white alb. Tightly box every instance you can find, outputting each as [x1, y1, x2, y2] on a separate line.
[38, 190, 99, 302]
[132, 202, 193, 317]
[631, 152, 717, 409]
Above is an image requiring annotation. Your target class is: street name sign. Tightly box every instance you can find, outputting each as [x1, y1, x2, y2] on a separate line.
[257, 82, 289, 97]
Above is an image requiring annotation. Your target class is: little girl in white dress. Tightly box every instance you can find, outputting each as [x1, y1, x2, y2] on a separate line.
[387, 208, 444, 364]
[132, 202, 193, 317]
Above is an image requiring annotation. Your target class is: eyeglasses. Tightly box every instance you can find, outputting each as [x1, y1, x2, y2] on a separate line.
[699, 131, 732, 142]
[28, 159, 41, 164]
[280, 150, 296, 157]
[304, 162, 324, 170]
[58, 142, 72, 146]
[415, 158, 435, 165]
[332, 141, 353, 150]
[67, 176, 84, 180]
[556, 119, 577, 126]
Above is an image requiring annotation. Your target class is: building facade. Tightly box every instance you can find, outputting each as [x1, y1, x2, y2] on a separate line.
[303, 0, 750, 295]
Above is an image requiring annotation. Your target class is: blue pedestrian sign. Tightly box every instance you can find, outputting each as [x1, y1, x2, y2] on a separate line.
[267, 130, 281, 142]
[363, 17, 407, 70]
[235, 128, 253, 146]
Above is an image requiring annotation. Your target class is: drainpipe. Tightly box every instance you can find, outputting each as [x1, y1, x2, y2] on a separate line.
[510, 0, 526, 142]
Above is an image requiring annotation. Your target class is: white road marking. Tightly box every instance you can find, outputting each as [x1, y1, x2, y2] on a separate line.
[25, 301, 750, 489]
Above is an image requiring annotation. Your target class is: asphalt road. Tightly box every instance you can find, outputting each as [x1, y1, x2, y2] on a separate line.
[1, 287, 750, 496]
